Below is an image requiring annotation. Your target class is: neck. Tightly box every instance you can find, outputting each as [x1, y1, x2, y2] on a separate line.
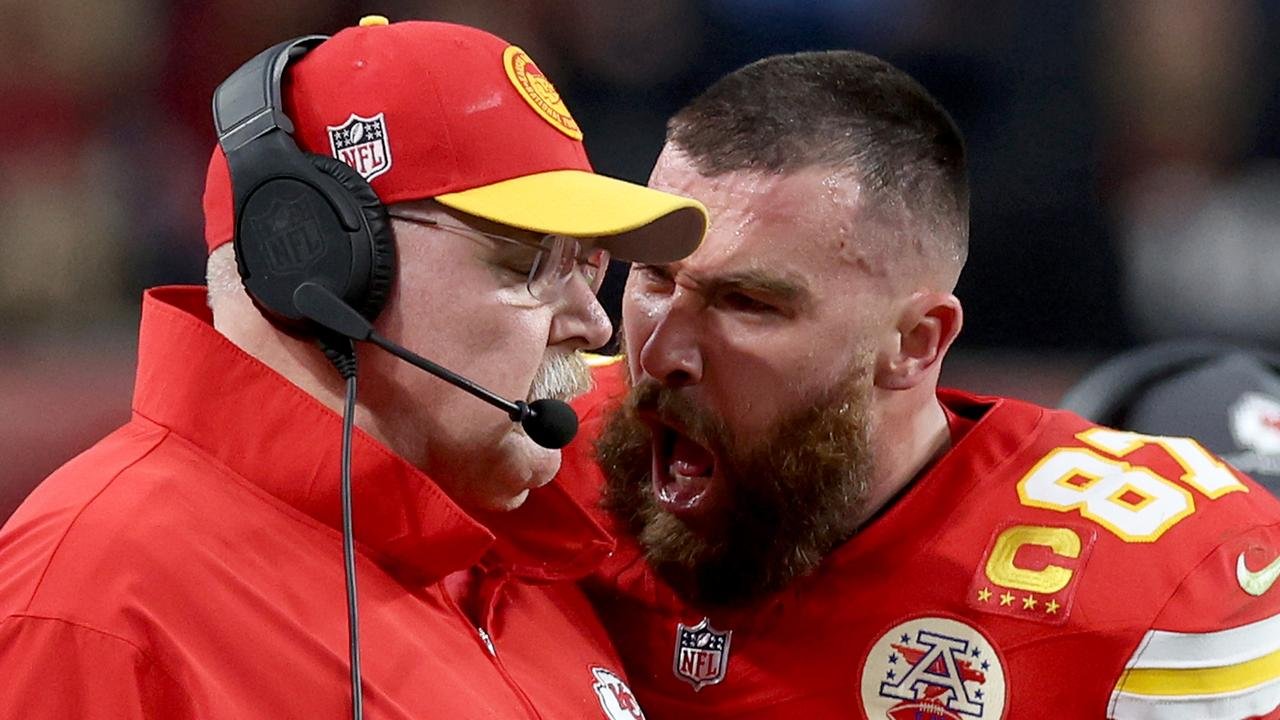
[212, 289, 362, 431]
[856, 382, 950, 528]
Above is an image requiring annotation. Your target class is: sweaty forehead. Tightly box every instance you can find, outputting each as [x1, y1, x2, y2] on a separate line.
[649, 149, 871, 271]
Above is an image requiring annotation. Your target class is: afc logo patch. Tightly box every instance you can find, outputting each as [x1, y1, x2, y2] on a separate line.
[590, 667, 645, 719]
[672, 617, 732, 691]
[327, 113, 392, 182]
[859, 616, 1007, 720]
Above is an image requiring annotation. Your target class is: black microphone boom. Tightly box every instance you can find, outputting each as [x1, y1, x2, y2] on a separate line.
[293, 282, 579, 449]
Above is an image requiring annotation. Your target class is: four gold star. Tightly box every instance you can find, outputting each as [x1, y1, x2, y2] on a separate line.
[976, 588, 1064, 616]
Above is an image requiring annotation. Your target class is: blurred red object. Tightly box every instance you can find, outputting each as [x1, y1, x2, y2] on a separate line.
[0, 332, 135, 525]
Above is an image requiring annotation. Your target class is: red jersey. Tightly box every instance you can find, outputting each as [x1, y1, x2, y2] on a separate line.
[564, 359, 1280, 720]
[0, 287, 645, 720]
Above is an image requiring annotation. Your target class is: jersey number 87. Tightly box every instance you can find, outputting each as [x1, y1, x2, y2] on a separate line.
[1017, 428, 1247, 543]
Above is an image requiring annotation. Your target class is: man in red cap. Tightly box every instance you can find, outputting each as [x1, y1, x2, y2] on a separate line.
[0, 17, 704, 719]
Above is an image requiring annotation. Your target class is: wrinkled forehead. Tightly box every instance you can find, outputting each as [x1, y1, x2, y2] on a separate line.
[648, 148, 875, 273]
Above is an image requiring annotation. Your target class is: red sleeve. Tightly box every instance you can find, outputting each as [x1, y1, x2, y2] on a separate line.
[0, 615, 194, 718]
[1109, 521, 1280, 719]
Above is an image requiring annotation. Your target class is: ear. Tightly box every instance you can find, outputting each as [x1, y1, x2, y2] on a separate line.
[874, 291, 963, 390]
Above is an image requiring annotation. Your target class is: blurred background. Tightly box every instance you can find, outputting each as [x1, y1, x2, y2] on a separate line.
[3, 0, 1280, 518]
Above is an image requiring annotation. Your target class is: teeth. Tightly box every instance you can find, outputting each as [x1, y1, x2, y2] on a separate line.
[671, 468, 696, 485]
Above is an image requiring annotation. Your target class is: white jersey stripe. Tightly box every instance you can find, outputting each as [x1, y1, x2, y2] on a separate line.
[1116, 646, 1280, 696]
[1124, 612, 1280, 670]
[1109, 673, 1280, 720]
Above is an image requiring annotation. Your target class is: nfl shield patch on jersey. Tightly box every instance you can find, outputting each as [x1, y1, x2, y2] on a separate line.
[673, 617, 732, 691]
[860, 616, 1007, 720]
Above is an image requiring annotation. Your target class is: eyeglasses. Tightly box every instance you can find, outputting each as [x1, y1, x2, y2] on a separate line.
[387, 211, 610, 302]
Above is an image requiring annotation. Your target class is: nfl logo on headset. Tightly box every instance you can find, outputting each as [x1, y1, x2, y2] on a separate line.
[328, 112, 392, 181]
[249, 197, 326, 274]
[673, 618, 732, 691]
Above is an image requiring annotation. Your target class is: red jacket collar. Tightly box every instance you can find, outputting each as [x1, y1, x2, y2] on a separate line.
[131, 286, 612, 585]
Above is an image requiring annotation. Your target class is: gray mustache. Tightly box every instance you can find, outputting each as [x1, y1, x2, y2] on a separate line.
[528, 352, 593, 402]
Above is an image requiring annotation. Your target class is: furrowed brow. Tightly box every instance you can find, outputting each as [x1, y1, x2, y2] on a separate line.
[704, 269, 810, 304]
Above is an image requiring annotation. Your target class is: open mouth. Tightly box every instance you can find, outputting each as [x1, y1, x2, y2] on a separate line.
[648, 419, 720, 521]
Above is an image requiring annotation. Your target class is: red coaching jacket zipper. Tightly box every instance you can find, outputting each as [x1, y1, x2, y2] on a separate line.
[442, 569, 545, 719]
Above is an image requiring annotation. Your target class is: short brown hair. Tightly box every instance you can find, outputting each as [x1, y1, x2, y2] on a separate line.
[668, 51, 969, 269]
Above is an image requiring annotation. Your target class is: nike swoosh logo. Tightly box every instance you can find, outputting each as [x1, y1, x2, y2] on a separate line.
[1237, 552, 1280, 596]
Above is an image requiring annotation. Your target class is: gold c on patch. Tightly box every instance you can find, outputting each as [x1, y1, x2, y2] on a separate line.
[967, 522, 1097, 625]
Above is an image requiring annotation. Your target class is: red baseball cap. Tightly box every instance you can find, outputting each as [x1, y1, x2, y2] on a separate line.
[203, 17, 707, 262]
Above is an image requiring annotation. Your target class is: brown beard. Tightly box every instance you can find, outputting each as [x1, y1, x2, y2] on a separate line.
[596, 368, 875, 607]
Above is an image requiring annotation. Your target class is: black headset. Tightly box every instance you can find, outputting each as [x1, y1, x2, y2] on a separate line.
[212, 35, 396, 333]
[1059, 338, 1280, 426]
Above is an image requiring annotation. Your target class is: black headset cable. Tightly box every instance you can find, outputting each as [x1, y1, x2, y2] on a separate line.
[320, 335, 364, 720]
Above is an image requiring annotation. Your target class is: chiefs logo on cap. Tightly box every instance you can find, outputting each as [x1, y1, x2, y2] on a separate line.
[503, 46, 583, 140]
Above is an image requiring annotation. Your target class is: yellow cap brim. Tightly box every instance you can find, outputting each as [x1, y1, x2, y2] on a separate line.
[435, 169, 708, 263]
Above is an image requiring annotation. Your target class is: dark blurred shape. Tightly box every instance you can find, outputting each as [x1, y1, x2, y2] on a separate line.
[1117, 164, 1280, 345]
[1060, 339, 1280, 495]
[1095, 0, 1280, 348]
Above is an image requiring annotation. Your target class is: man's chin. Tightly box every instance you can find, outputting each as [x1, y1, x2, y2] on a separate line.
[455, 433, 558, 514]
[474, 487, 532, 513]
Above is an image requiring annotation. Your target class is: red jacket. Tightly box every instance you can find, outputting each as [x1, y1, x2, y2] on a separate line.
[0, 287, 644, 719]
[565, 359, 1280, 719]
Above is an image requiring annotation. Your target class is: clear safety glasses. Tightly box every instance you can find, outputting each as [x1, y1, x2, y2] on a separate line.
[388, 212, 610, 302]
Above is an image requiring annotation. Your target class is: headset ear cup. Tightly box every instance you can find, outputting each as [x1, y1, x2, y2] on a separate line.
[306, 153, 396, 321]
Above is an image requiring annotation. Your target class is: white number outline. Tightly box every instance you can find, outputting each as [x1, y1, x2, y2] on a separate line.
[1017, 430, 1246, 542]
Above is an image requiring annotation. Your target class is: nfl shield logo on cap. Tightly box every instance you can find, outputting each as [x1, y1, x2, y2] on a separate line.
[673, 617, 732, 691]
[327, 112, 392, 182]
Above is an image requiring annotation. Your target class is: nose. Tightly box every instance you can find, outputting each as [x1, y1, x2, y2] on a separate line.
[552, 279, 614, 351]
[637, 295, 703, 388]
